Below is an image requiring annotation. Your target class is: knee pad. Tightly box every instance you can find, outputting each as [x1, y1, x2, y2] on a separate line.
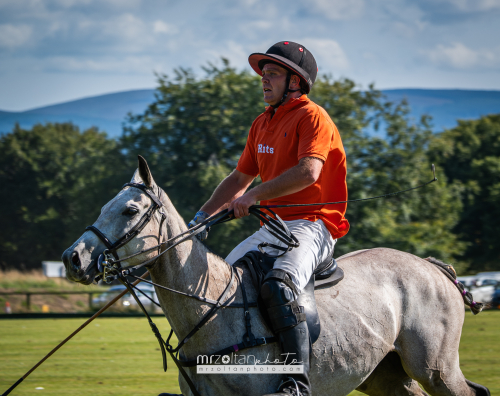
[261, 278, 295, 307]
[260, 270, 306, 333]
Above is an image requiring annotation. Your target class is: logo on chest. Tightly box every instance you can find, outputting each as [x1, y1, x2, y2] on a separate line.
[257, 144, 274, 154]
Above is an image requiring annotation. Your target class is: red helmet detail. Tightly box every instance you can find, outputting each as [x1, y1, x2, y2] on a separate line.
[299, 47, 303, 52]
[284, 42, 289, 45]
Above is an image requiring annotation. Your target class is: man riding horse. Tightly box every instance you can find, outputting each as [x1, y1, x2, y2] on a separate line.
[189, 41, 349, 396]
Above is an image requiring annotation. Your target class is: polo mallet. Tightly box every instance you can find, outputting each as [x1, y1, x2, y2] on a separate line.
[1, 271, 150, 396]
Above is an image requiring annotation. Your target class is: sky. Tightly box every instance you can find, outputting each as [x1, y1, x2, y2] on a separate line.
[1, 0, 500, 111]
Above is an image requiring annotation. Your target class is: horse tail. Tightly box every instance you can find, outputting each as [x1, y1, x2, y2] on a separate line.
[424, 257, 485, 315]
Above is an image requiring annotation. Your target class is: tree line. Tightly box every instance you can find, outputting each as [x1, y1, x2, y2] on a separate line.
[1, 60, 499, 273]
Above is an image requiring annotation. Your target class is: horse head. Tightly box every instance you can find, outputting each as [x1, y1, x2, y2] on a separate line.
[62, 156, 168, 284]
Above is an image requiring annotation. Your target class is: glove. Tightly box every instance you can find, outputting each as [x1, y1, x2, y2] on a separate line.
[187, 211, 210, 241]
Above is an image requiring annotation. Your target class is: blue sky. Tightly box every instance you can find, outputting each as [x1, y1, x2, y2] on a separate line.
[1, 0, 499, 111]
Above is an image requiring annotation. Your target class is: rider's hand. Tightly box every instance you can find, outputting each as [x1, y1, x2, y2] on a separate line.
[229, 193, 257, 218]
[187, 211, 210, 241]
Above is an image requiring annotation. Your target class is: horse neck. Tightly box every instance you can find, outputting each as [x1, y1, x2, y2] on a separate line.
[149, 191, 234, 339]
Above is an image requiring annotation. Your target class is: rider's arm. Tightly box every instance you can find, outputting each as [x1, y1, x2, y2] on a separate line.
[199, 169, 255, 216]
[229, 156, 324, 218]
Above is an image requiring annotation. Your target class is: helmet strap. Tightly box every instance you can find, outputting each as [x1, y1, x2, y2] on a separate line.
[271, 71, 300, 109]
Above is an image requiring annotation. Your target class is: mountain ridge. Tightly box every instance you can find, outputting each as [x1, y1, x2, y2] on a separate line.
[1, 88, 499, 137]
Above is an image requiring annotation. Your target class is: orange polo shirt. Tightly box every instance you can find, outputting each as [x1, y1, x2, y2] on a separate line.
[237, 95, 349, 239]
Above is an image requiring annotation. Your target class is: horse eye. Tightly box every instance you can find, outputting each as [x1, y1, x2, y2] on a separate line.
[122, 207, 139, 216]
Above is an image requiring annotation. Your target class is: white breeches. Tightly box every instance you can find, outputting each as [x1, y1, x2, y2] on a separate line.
[225, 219, 336, 293]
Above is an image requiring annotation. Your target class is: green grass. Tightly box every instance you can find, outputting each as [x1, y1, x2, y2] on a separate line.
[0, 311, 499, 395]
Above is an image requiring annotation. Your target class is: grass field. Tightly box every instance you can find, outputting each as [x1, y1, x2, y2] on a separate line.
[1, 311, 499, 396]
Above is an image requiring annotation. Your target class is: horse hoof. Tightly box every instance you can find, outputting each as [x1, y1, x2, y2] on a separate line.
[158, 394, 183, 396]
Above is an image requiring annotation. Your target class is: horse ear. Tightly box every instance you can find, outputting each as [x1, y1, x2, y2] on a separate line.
[137, 155, 155, 188]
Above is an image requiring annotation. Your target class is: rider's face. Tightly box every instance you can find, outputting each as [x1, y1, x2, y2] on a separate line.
[261, 63, 288, 106]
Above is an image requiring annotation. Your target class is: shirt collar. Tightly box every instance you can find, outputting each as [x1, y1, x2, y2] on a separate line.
[265, 94, 309, 114]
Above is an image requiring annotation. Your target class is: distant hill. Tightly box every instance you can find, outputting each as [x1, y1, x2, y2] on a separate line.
[1, 88, 499, 138]
[383, 89, 500, 131]
[0, 89, 156, 138]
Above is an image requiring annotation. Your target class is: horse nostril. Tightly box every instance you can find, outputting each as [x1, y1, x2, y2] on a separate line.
[71, 251, 80, 267]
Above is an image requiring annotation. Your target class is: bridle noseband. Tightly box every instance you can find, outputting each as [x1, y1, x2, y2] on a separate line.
[85, 182, 166, 283]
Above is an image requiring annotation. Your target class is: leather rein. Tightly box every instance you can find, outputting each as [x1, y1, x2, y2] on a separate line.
[84, 167, 438, 396]
[85, 182, 285, 396]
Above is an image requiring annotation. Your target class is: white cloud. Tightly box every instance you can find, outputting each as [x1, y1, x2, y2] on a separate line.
[426, 42, 500, 69]
[434, 0, 500, 12]
[306, 39, 350, 71]
[0, 24, 32, 49]
[40, 55, 162, 74]
[308, 0, 365, 20]
[153, 20, 177, 35]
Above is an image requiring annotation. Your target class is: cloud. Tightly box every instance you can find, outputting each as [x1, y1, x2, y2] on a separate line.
[153, 20, 177, 35]
[425, 42, 500, 70]
[307, 0, 365, 20]
[38, 54, 163, 74]
[414, 0, 500, 22]
[435, 0, 500, 12]
[0, 24, 32, 49]
[306, 39, 350, 71]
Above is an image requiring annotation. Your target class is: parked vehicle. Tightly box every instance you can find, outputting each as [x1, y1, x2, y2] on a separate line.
[457, 275, 498, 306]
[92, 284, 158, 311]
[475, 271, 500, 282]
[457, 276, 476, 288]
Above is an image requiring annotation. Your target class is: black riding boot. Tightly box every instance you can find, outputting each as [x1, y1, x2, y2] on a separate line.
[263, 320, 312, 396]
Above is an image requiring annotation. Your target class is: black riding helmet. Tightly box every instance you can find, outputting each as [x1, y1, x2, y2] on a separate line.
[249, 41, 318, 107]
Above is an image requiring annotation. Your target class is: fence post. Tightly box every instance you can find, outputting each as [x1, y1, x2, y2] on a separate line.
[88, 293, 93, 311]
[26, 293, 31, 311]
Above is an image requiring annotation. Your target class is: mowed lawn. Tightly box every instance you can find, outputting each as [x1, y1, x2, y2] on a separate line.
[0, 311, 499, 396]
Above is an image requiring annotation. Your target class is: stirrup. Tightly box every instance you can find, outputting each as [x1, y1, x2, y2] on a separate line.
[278, 377, 300, 395]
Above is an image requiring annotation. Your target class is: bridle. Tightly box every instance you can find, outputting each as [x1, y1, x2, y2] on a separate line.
[80, 167, 438, 396]
[84, 181, 280, 396]
[86, 183, 301, 284]
[85, 182, 167, 283]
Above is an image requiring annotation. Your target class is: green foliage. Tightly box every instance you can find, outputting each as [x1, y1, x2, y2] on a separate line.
[309, 78, 465, 263]
[121, 60, 264, 255]
[0, 60, 479, 271]
[121, 64, 465, 262]
[430, 115, 500, 271]
[0, 123, 125, 270]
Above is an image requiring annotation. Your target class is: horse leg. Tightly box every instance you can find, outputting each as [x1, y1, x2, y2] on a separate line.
[395, 320, 487, 396]
[356, 352, 429, 396]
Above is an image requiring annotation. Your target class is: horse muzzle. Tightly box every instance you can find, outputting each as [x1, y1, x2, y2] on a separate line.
[62, 248, 99, 285]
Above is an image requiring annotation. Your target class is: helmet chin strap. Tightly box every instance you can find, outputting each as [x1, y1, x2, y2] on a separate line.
[271, 71, 301, 109]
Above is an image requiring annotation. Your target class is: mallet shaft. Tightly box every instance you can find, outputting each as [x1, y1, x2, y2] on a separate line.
[1, 271, 150, 396]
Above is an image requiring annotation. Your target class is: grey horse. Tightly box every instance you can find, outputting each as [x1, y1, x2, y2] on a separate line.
[62, 157, 490, 396]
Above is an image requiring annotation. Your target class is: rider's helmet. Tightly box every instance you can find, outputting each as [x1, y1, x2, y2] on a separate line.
[248, 41, 318, 107]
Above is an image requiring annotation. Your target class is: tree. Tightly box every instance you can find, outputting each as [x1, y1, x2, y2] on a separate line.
[122, 60, 264, 255]
[429, 114, 500, 271]
[310, 78, 465, 266]
[123, 61, 464, 265]
[0, 123, 124, 270]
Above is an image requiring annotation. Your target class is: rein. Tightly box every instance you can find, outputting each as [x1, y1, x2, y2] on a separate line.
[92, 164, 438, 282]
[83, 166, 437, 396]
[1, 165, 438, 396]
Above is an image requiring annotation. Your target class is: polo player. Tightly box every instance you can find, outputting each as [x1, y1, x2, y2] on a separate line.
[189, 41, 349, 396]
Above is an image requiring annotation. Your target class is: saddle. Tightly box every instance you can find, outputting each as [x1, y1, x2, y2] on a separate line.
[234, 250, 344, 344]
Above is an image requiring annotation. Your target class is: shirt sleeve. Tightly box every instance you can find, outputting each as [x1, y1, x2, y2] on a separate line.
[236, 122, 260, 177]
[296, 108, 334, 162]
